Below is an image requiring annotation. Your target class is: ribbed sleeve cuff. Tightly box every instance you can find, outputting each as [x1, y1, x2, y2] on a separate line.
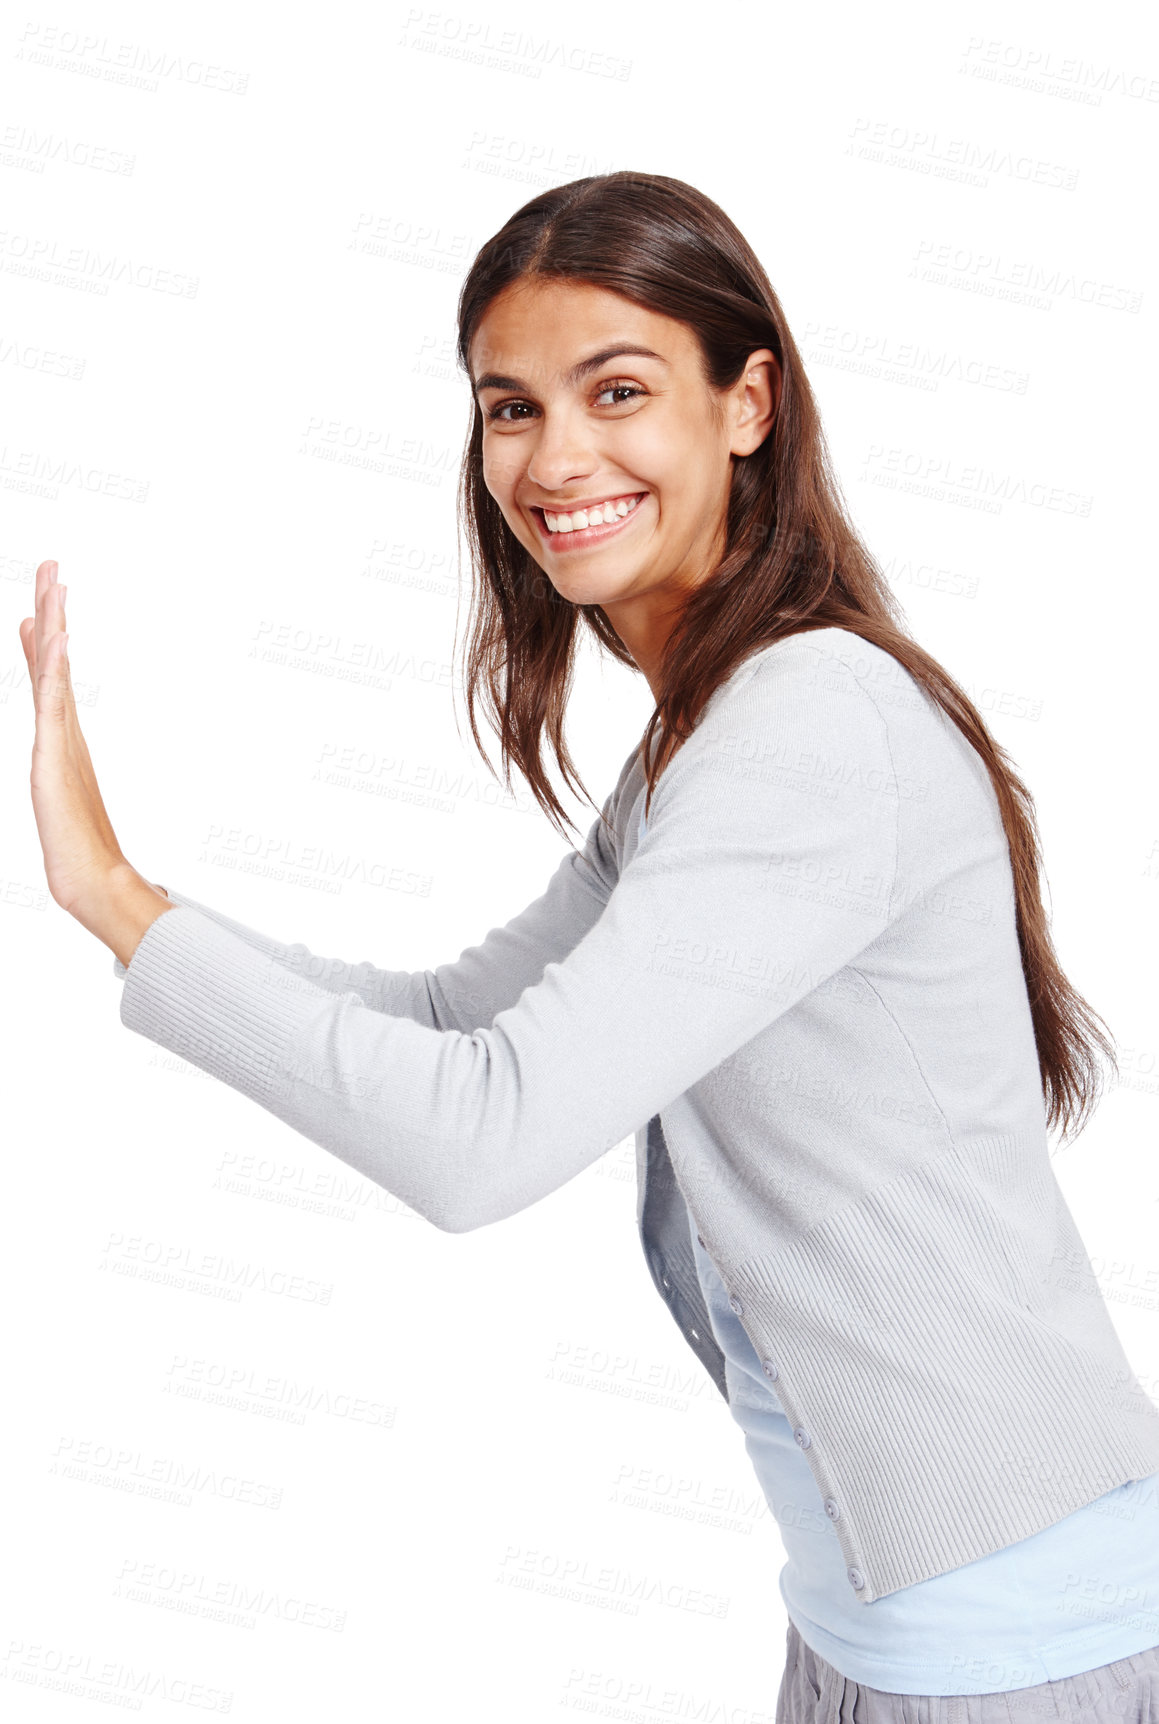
[117, 903, 333, 1109]
[112, 886, 265, 978]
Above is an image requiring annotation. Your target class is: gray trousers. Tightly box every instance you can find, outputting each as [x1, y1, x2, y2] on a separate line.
[775, 1619, 1159, 1722]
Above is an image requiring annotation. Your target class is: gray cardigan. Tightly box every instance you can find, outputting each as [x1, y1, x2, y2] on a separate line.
[113, 627, 1159, 1603]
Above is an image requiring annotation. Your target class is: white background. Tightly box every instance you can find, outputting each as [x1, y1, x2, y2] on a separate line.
[2, 0, 1157, 1717]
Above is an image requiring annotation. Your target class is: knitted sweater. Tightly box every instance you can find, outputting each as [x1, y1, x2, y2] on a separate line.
[113, 626, 1159, 1602]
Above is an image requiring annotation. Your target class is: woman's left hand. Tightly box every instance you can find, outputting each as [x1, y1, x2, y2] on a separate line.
[19, 560, 166, 953]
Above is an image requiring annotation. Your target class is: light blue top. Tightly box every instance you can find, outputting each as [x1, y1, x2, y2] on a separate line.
[686, 1207, 1159, 1693]
[633, 778, 1159, 1696]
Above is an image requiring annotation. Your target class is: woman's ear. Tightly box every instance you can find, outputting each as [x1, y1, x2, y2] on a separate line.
[730, 348, 781, 457]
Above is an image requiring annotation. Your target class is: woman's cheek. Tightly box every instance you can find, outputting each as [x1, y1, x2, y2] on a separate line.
[480, 439, 519, 498]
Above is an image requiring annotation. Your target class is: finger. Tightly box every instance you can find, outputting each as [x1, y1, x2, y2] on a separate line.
[34, 558, 58, 625]
[34, 567, 49, 664]
[35, 627, 71, 726]
[38, 584, 66, 687]
[35, 575, 65, 677]
[33, 561, 57, 637]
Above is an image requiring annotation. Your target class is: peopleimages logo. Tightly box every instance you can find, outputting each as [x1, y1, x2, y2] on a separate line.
[15, 22, 250, 95]
[958, 36, 1159, 105]
[846, 115, 1079, 190]
[397, 8, 633, 81]
[910, 239, 1142, 314]
[803, 321, 1030, 396]
[859, 444, 1093, 518]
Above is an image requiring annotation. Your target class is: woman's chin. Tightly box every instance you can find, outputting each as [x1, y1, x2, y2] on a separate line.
[541, 566, 638, 608]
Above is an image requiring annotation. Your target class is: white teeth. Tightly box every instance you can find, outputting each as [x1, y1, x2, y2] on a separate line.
[543, 494, 642, 534]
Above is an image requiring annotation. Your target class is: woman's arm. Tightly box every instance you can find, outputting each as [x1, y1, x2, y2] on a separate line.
[114, 647, 902, 1233]
[113, 770, 631, 1034]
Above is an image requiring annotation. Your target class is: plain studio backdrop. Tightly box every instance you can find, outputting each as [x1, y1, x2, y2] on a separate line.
[2, 0, 1156, 1717]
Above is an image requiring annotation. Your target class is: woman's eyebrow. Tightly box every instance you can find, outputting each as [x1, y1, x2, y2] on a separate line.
[472, 343, 668, 399]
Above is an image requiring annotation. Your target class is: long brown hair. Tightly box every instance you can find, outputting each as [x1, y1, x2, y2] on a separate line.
[453, 169, 1114, 1142]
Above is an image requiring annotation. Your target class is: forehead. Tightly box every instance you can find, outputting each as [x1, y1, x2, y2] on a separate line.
[468, 278, 697, 378]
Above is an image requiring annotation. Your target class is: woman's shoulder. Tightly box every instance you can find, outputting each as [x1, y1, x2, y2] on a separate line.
[702, 626, 934, 732]
[621, 626, 969, 815]
[700, 627, 995, 822]
[674, 626, 985, 805]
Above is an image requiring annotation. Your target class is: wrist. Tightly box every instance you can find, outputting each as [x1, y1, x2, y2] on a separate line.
[82, 861, 175, 969]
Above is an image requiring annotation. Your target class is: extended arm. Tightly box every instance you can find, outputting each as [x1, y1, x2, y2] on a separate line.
[115, 648, 900, 1233]
[113, 754, 633, 1033]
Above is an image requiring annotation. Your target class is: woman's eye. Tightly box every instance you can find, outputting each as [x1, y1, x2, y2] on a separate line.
[486, 400, 534, 423]
[595, 384, 644, 407]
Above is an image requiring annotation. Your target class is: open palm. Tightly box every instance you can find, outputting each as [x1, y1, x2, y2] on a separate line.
[18, 560, 128, 919]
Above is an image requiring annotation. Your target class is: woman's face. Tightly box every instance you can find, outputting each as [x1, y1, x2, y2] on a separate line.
[467, 278, 778, 665]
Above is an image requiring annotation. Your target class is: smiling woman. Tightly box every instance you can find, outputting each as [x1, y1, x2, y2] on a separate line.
[22, 170, 1159, 1721]
[467, 279, 777, 688]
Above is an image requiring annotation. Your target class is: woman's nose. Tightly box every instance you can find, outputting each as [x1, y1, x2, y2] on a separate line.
[524, 411, 598, 492]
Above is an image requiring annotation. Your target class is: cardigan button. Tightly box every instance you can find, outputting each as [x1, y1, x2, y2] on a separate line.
[728, 1294, 743, 1315]
[793, 1427, 811, 1449]
[761, 1358, 778, 1381]
[823, 1497, 840, 1520]
[661, 1275, 671, 1290]
[696, 1233, 706, 1247]
[847, 1566, 865, 1590]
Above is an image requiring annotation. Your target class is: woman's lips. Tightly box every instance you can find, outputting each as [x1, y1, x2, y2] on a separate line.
[529, 492, 648, 552]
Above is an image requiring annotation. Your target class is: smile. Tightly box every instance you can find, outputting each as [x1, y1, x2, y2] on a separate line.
[530, 492, 648, 551]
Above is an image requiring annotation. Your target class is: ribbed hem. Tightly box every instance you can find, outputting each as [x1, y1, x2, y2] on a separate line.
[730, 1137, 1159, 1601]
[118, 904, 331, 1108]
[112, 886, 305, 980]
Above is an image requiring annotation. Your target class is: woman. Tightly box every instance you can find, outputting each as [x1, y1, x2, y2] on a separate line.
[23, 172, 1159, 1720]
